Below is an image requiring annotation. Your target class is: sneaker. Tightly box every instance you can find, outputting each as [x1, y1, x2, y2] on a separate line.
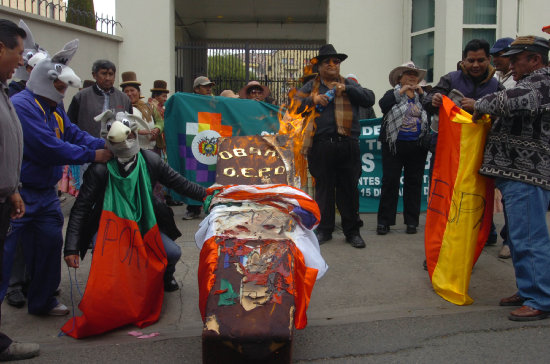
[6, 289, 26, 308]
[48, 303, 69, 316]
[0, 342, 40, 361]
[498, 244, 511, 259]
[181, 210, 200, 220]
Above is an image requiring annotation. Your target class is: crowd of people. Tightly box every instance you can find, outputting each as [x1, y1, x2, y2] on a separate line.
[1, 16, 550, 360]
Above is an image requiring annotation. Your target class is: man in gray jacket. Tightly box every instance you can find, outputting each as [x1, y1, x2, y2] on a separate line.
[0, 18, 40, 361]
[67, 59, 132, 137]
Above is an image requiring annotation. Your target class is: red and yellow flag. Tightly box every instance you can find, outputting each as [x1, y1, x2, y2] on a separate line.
[425, 96, 494, 305]
[62, 154, 167, 338]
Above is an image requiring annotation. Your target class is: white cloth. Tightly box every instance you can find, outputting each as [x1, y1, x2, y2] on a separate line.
[195, 203, 328, 279]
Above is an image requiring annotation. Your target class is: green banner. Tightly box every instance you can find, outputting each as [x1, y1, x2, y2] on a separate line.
[163, 94, 430, 212]
[164, 93, 280, 205]
[359, 118, 430, 213]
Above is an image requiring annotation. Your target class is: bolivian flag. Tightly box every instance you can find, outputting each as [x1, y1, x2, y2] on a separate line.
[62, 153, 167, 338]
[425, 96, 494, 305]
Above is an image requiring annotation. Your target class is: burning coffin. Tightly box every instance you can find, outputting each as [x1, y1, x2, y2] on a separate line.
[196, 135, 327, 363]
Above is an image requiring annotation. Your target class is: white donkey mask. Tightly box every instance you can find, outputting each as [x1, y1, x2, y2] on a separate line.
[94, 110, 141, 160]
[14, 20, 49, 81]
[26, 39, 81, 105]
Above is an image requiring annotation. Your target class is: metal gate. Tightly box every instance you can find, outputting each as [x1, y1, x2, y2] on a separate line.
[175, 41, 324, 105]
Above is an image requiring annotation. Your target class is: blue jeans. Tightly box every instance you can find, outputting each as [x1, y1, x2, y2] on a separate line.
[496, 178, 550, 311]
[92, 231, 181, 280]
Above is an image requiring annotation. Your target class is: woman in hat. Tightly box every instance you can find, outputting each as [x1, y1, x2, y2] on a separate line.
[120, 71, 163, 151]
[376, 62, 429, 236]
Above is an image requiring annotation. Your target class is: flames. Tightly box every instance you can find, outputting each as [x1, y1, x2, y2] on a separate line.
[278, 88, 319, 189]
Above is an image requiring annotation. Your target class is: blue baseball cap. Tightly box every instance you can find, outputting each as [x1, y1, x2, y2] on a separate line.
[490, 37, 514, 55]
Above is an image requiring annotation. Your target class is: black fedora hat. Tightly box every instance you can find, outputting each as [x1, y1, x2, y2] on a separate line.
[312, 44, 348, 63]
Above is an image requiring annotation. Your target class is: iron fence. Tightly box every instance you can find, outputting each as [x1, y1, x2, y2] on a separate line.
[1, 0, 120, 35]
[175, 41, 324, 106]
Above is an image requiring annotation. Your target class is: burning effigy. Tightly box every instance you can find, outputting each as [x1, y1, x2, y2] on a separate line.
[196, 133, 327, 363]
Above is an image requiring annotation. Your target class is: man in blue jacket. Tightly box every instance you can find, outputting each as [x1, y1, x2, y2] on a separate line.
[1, 40, 112, 316]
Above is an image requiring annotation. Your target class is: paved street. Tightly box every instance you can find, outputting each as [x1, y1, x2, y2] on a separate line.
[2, 196, 550, 363]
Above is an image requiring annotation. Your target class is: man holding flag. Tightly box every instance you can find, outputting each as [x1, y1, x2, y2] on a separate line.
[473, 36, 550, 321]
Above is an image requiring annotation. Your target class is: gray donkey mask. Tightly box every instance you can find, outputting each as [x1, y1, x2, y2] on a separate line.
[26, 39, 81, 105]
[13, 19, 49, 81]
[94, 110, 141, 160]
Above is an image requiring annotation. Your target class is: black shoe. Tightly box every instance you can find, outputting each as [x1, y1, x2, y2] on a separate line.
[346, 234, 366, 249]
[406, 225, 417, 234]
[164, 278, 179, 292]
[485, 233, 497, 246]
[6, 290, 26, 308]
[376, 224, 389, 235]
[315, 230, 332, 244]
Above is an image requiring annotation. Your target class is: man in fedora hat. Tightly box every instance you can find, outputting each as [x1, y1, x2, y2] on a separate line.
[239, 81, 271, 102]
[296, 44, 375, 249]
[472, 36, 550, 322]
[68, 59, 132, 138]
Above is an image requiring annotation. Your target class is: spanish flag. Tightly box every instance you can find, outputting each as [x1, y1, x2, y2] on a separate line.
[425, 96, 494, 305]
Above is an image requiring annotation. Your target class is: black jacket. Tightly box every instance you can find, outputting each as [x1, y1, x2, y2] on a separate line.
[64, 149, 206, 258]
[297, 77, 375, 138]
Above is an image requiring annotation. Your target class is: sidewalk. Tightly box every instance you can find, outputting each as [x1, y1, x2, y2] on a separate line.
[1, 196, 523, 360]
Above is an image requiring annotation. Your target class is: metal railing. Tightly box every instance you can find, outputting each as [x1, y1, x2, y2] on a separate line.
[176, 41, 324, 106]
[1, 0, 120, 35]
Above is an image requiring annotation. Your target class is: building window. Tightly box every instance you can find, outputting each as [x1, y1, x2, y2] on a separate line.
[410, 0, 435, 82]
[462, 0, 497, 48]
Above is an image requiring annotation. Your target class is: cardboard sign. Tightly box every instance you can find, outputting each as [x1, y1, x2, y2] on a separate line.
[215, 134, 299, 187]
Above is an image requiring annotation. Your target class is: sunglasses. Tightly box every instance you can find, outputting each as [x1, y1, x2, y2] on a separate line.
[321, 58, 341, 65]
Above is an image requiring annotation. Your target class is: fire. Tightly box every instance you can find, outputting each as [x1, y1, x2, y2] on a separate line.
[278, 88, 319, 189]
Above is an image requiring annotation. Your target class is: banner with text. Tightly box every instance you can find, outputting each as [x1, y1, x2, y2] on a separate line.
[358, 118, 430, 213]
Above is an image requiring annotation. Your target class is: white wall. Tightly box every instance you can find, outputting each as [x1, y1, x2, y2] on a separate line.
[117, 0, 175, 95]
[518, 0, 550, 37]
[327, 0, 406, 115]
[327, 0, 550, 115]
[0, 6, 122, 103]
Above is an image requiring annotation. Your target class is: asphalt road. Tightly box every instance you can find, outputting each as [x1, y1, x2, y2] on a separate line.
[2, 197, 549, 363]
